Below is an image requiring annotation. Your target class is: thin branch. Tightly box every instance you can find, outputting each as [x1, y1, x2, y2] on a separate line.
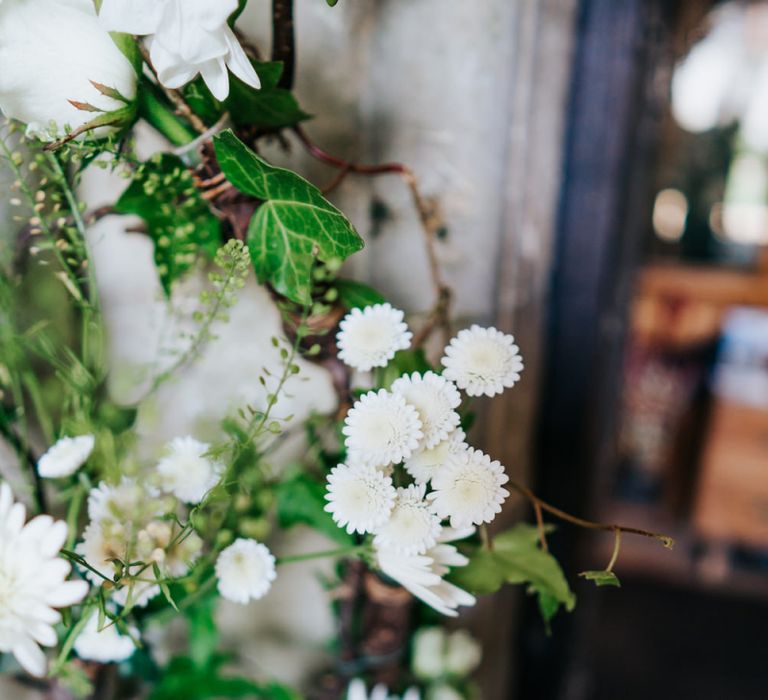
[508, 478, 674, 549]
[292, 126, 452, 347]
[533, 500, 548, 552]
[272, 0, 296, 90]
[606, 528, 622, 572]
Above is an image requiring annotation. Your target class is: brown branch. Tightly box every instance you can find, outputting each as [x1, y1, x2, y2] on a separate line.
[272, 0, 296, 90]
[533, 500, 548, 552]
[508, 478, 675, 549]
[292, 126, 452, 348]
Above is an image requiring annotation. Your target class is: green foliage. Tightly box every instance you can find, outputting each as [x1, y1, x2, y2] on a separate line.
[114, 152, 222, 295]
[579, 570, 621, 587]
[335, 278, 387, 309]
[380, 348, 433, 389]
[182, 62, 309, 130]
[149, 656, 301, 700]
[276, 473, 354, 546]
[213, 130, 364, 304]
[450, 524, 575, 621]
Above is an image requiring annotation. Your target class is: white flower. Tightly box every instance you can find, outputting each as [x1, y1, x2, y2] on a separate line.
[391, 371, 461, 449]
[215, 538, 276, 604]
[336, 303, 412, 371]
[0, 0, 136, 139]
[37, 434, 95, 478]
[441, 325, 523, 397]
[99, 0, 260, 101]
[374, 484, 442, 555]
[73, 610, 136, 663]
[376, 528, 475, 617]
[413, 626, 482, 680]
[0, 483, 88, 677]
[343, 390, 423, 468]
[347, 679, 420, 700]
[87, 478, 160, 524]
[404, 429, 468, 485]
[429, 448, 509, 528]
[156, 436, 223, 504]
[324, 463, 396, 535]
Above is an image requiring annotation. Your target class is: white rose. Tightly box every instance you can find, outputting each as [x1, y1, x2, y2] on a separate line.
[99, 0, 260, 101]
[0, 0, 137, 140]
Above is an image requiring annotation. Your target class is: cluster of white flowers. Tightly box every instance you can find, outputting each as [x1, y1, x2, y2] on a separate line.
[327, 306, 523, 616]
[0, 482, 88, 676]
[347, 679, 420, 700]
[72, 435, 228, 610]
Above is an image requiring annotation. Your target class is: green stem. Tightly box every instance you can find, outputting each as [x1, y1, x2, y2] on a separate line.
[277, 544, 367, 565]
[138, 79, 197, 147]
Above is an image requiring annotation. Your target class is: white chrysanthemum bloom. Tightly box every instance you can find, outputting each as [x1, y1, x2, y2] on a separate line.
[37, 434, 95, 478]
[429, 448, 509, 528]
[441, 325, 523, 397]
[374, 484, 442, 555]
[0, 483, 88, 677]
[347, 679, 421, 700]
[73, 610, 136, 663]
[215, 538, 276, 604]
[391, 371, 461, 449]
[156, 436, 223, 504]
[336, 303, 412, 371]
[376, 528, 475, 617]
[324, 463, 396, 535]
[404, 429, 468, 485]
[343, 390, 423, 468]
[99, 0, 259, 101]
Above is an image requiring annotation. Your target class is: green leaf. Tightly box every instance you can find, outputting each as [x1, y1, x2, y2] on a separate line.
[114, 153, 221, 295]
[450, 524, 575, 620]
[380, 348, 433, 389]
[327, 0, 340, 5]
[579, 570, 621, 587]
[213, 130, 364, 304]
[335, 278, 387, 309]
[153, 562, 179, 611]
[187, 595, 218, 669]
[276, 474, 353, 546]
[183, 79, 224, 124]
[536, 590, 560, 635]
[227, 62, 310, 129]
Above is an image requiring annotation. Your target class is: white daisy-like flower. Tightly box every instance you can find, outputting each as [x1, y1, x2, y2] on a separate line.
[336, 303, 412, 371]
[343, 390, 423, 468]
[374, 483, 442, 555]
[441, 325, 523, 397]
[324, 462, 396, 534]
[391, 371, 461, 449]
[0, 482, 88, 677]
[156, 436, 223, 504]
[376, 527, 475, 617]
[347, 679, 421, 700]
[73, 609, 136, 663]
[37, 434, 94, 478]
[215, 538, 276, 604]
[87, 478, 155, 524]
[429, 448, 509, 528]
[404, 429, 469, 484]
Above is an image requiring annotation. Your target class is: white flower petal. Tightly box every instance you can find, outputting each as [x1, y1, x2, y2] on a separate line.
[215, 538, 276, 604]
[325, 462, 396, 535]
[37, 434, 95, 478]
[336, 303, 412, 371]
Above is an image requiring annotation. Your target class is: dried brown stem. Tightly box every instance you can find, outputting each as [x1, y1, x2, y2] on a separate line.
[292, 126, 452, 348]
[508, 478, 674, 549]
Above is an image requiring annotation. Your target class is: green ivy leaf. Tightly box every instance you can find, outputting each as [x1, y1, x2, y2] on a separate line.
[335, 278, 387, 310]
[276, 474, 353, 546]
[228, 62, 311, 129]
[213, 130, 364, 304]
[579, 570, 621, 587]
[327, 0, 340, 6]
[114, 153, 221, 296]
[450, 524, 575, 620]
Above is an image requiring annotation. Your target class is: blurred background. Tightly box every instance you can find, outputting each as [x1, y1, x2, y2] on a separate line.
[4, 0, 768, 698]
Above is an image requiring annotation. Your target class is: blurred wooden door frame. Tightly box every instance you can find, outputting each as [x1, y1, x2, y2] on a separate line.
[513, 0, 714, 698]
